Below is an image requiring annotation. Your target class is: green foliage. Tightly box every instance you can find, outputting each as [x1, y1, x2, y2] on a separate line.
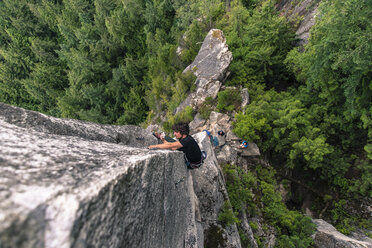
[198, 96, 217, 119]
[290, 136, 334, 169]
[241, 0, 259, 9]
[330, 199, 356, 235]
[179, 20, 207, 65]
[0, 0, 152, 124]
[116, 85, 148, 125]
[144, 0, 175, 34]
[167, 71, 196, 112]
[162, 106, 194, 134]
[0, 0, 65, 113]
[198, 0, 225, 29]
[222, 164, 315, 247]
[145, 28, 180, 113]
[233, 112, 270, 141]
[105, 0, 146, 55]
[256, 166, 316, 247]
[286, 0, 372, 119]
[282, 0, 372, 202]
[349, 159, 372, 198]
[222, 164, 256, 214]
[232, 84, 368, 199]
[216, 88, 242, 113]
[219, 0, 296, 88]
[218, 201, 240, 227]
[249, 221, 258, 231]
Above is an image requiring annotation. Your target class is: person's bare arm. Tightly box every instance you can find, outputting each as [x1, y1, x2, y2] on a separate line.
[148, 141, 183, 150]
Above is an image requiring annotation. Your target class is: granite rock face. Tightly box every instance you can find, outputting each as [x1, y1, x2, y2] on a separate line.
[192, 132, 241, 248]
[313, 219, 372, 248]
[184, 29, 232, 82]
[0, 103, 243, 248]
[0, 103, 200, 248]
[0, 103, 154, 148]
[176, 29, 232, 113]
[276, 0, 319, 46]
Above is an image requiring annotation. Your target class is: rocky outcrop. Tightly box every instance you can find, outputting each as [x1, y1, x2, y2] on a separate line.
[183, 29, 232, 82]
[276, 0, 320, 46]
[189, 111, 260, 166]
[176, 29, 232, 113]
[313, 219, 372, 248]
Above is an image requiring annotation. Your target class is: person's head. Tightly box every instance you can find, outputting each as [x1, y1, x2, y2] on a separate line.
[172, 122, 189, 138]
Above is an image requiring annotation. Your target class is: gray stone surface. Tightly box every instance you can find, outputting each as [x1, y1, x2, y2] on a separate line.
[0, 103, 245, 248]
[192, 132, 242, 248]
[236, 143, 261, 157]
[241, 88, 249, 111]
[184, 29, 232, 82]
[189, 114, 207, 135]
[276, 0, 319, 46]
[313, 219, 372, 248]
[176, 29, 232, 113]
[0, 103, 155, 148]
[217, 145, 238, 165]
[240, 212, 258, 248]
[0, 103, 199, 248]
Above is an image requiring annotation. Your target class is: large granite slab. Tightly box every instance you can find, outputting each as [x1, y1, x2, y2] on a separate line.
[0, 103, 198, 248]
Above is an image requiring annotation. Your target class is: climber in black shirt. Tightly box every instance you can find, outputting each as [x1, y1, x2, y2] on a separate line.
[148, 122, 203, 168]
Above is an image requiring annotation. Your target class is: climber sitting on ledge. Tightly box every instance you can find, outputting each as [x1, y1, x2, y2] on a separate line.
[148, 122, 204, 169]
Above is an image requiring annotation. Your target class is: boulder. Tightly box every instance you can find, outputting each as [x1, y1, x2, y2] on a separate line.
[184, 29, 232, 82]
[247, 217, 276, 248]
[313, 219, 372, 248]
[239, 212, 258, 248]
[176, 29, 232, 113]
[209, 112, 231, 133]
[217, 145, 238, 165]
[236, 143, 261, 157]
[189, 113, 207, 135]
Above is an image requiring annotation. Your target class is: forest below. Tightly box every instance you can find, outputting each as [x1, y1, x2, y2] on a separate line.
[0, 0, 371, 246]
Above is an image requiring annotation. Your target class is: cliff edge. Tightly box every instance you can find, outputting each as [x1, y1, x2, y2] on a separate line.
[0, 102, 241, 248]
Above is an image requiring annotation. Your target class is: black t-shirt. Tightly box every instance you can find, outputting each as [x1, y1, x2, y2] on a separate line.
[178, 135, 202, 163]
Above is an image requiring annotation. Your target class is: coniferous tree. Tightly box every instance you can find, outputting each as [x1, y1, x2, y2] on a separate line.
[0, 0, 64, 113]
[286, 0, 371, 170]
[220, 0, 295, 89]
[56, 0, 150, 123]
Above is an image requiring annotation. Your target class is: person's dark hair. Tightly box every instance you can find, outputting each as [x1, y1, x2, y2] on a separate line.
[172, 122, 190, 135]
[218, 130, 225, 136]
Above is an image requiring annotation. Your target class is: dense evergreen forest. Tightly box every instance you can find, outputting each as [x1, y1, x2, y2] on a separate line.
[0, 0, 371, 246]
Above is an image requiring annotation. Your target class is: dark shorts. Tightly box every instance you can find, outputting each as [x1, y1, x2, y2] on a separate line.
[184, 151, 206, 169]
